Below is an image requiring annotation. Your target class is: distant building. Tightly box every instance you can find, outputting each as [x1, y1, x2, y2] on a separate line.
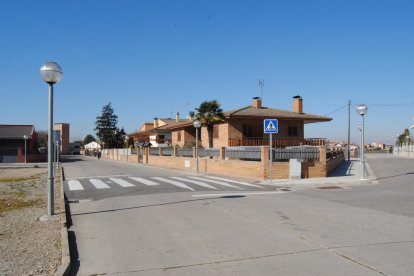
[0, 124, 40, 163]
[54, 123, 70, 154]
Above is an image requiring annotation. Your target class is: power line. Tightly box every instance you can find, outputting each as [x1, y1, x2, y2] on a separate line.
[324, 104, 348, 116]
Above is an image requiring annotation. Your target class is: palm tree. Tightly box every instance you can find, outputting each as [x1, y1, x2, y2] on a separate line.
[195, 100, 225, 148]
[397, 128, 411, 146]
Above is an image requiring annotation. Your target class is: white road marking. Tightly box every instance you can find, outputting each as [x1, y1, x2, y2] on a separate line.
[171, 177, 218, 190]
[192, 191, 286, 198]
[128, 177, 160, 186]
[66, 174, 128, 180]
[110, 178, 135, 187]
[152, 177, 195, 191]
[68, 180, 84, 191]
[189, 177, 242, 189]
[204, 176, 263, 188]
[89, 179, 110, 189]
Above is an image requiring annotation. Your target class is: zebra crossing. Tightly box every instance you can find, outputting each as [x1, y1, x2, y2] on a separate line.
[65, 175, 263, 192]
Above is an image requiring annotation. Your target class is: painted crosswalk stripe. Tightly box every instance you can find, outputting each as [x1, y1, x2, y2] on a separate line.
[89, 179, 110, 189]
[110, 178, 135, 187]
[204, 176, 263, 188]
[152, 177, 195, 191]
[189, 177, 242, 189]
[171, 177, 218, 190]
[68, 180, 84, 191]
[128, 177, 160, 186]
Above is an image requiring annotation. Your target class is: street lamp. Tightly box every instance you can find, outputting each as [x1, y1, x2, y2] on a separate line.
[125, 135, 129, 162]
[356, 104, 368, 180]
[56, 140, 61, 167]
[357, 124, 362, 160]
[23, 135, 28, 163]
[406, 135, 410, 159]
[193, 120, 201, 173]
[40, 62, 63, 217]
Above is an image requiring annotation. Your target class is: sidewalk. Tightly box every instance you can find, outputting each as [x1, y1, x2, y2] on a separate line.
[261, 158, 378, 189]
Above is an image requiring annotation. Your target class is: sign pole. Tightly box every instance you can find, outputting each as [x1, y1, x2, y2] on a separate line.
[269, 133, 273, 184]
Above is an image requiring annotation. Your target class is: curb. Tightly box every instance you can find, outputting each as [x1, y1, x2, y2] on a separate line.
[54, 166, 71, 276]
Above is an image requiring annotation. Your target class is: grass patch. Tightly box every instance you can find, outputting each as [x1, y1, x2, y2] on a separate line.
[0, 198, 43, 214]
[0, 176, 39, 183]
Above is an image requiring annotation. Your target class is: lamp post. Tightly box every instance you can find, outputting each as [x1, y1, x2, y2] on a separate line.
[406, 135, 410, 159]
[356, 104, 368, 180]
[125, 135, 129, 162]
[56, 140, 61, 167]
[193, 120, 201, 173]
[40, 62, 63, 216]
[357, 124, 362, 160]
[23, 135, 28, 163]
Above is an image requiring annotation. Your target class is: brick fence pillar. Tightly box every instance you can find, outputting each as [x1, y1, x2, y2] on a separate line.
[319, 146, 327, 176]
[319, 146, 326, 163]
[136, 147, 140, 163]
[144, 147, 149, 164]
[159, 147, 163, 156]
[219, 147, 226, 160]
[173, 147, 178, 157]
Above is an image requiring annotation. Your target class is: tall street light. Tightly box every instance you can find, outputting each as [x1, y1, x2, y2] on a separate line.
[356, 104, 368, 180]
[193, 120, 201, 174]
[125, 135, 129, 162]
[23, 135, 28, 163]
[40, 62, 63, 216]
[357, 124, 362, 160]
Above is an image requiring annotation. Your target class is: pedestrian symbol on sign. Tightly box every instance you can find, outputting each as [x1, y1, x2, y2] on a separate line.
[264, 119, 278, 134]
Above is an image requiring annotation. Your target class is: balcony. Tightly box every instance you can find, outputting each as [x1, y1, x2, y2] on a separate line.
[228, 137, 327, 147]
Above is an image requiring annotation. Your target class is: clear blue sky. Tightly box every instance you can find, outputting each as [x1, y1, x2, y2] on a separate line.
[1, 0, 413, 144]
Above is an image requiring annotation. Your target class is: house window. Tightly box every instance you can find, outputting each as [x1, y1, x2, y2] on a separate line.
[156, 135, 165, 144]
[177, 132, 181, 142]
[213, 125, 219, 139]
[288, 126, 298, 137]
[243, 125, 263, 138]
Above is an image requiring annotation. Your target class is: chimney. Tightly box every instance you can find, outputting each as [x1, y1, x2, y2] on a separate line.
[252, 97, 262, 109]
[188, 111, 195, 121]
[153, 117, 159, 128]
[292, 96, 303, 114]
[176, 112, 180, 122]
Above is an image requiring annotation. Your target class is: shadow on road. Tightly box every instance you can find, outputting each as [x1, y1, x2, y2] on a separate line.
[65, 196, 80, 275]
[70, 196, 245, 217]
[328, 160, 355, 177]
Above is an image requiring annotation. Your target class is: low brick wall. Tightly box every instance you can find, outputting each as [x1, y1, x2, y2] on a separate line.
[327, 154, 345, 175]
[101, 147, 344, 180]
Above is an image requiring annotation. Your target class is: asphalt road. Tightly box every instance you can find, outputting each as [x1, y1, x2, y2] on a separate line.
[65, 154, 414, 276]
[62, 155, 272, 202]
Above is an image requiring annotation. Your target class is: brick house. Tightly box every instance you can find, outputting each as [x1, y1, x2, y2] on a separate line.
[129, 113, 193, 147]
[0, 125, 39, 163]
[168, 96, 332, 148]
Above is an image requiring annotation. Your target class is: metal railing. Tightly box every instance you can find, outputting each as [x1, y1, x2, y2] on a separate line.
[162, 148, 173, 156]
[273, 146, 320, 161]
[229, 137, 327, 147]
[226, 147, 261, 161]
[177, 148, 193, 157]
[198, 148, 220, 158]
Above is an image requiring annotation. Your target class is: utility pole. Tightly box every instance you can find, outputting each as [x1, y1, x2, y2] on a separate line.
[348, 100, 351, 162]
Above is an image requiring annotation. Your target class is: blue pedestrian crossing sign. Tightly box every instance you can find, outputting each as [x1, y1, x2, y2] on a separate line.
[264, 119, 278, 134]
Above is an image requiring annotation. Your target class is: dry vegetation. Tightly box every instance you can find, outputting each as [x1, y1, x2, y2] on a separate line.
[0, 167, 61, 275]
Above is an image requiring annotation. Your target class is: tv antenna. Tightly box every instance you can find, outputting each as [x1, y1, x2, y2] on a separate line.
[258, 79, 264, 101]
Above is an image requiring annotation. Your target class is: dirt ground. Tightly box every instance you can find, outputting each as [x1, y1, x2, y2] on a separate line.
[0, 167, 62, 275]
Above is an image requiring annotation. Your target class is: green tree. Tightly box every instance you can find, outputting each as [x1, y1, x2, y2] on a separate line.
[95, 103, 122, 148]
[397, 128, 411, 146]
[83, 134, 96, 145]
[195, 100, 225, 148]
